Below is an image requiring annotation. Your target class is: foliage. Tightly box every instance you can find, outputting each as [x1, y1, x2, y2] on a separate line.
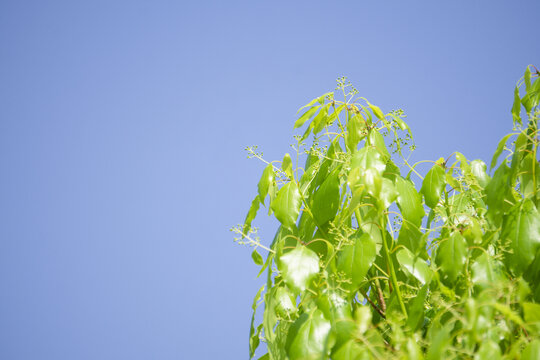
[233, 67, 540, 359]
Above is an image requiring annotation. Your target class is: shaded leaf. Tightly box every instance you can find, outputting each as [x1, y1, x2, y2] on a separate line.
[406, 283, 429, 332]
[522, 339, 540, 360]
[474, 340, 501, 360]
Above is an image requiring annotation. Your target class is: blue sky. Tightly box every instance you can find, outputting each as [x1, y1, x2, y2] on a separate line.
[0, 1, 539, 359]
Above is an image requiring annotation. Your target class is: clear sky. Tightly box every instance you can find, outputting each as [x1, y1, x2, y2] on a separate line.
[0, 1, 539, 359]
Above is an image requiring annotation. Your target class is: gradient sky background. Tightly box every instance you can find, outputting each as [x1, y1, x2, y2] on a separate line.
[1, 1, 539, 359]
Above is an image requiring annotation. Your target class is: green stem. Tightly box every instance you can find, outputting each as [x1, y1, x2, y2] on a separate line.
[381, 216, 408, 318]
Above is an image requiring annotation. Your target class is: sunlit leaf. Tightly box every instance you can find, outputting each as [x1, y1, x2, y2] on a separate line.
[286, 309, 334, 360]
[251, 249, 264, 265]
[436, 232, 467, 285]
[278, 246, 320, 293]
[512, 86, 522, 126]
[490, 133, 513, 170]
[337, 232, 376, 289]
[271, 181, 301, 230]
[243, 195, 261, 235]
[295, 105, 321, 129]
[312, 104, 330, 134]
[311, 168, 341, 224]
[502, 198, 540, 275]
[346, 113, 366, 152]
[397, 247, 432, 284]
[471, 159, 490, 188]
[420, 164, 446, 208]
[258, 164, 275, 205]
[395, 176, 425, 227]
[368, 130, 390, 161]
[367, 101, 384, 120]
[471, 252, 503, 289]
[282, 153, 294, 179]
[332, 340, 368, 360]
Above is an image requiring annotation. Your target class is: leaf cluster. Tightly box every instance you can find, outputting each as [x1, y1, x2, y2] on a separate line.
[234, 66, 540, 360]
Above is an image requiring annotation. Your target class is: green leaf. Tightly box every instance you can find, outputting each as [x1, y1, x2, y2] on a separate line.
[243, 195, 261, 235]
[332, 340, 368, 360]
[346, 114, 366, 152]
[311, 168, 341, 224]
[321, 104, 346, 134]
[294, 105, 321, 129]
[317, 289, 355, 348]
[397, 221, 425, 255]
[271, 181, 301, 230]
[522, 339, 540, 360]
[406, 283, 429, 332]
[286, 309, 334, 360]
[502, 198, 540, 275]
[282, 153, 294, 179]
[474, 340, 502, 360]
[251, 249, 264, 266]
[512, 86, 522, 126]
[296, 92, 332, 114]
[278, 246, 320, 293]
[470, 159, 490, 188]
[367, 101, 384, 120]
[490, 133, 514, 170]
[249, 284, 265, 359]
[471, 252, 503, 289]
[436, 232, 467, 285]
[351, 146, 386, 175]
[312, 104, 330, 134]
[274, 286, 297, 318]
[368, 130, 390, 161]
[420, 164, 446, 208]
[378, 178, 398, 209]
[395, 176, 425, 227]
[337, 232, 376, 289]
[523, 302, 540, 324]
[258, 164, 275, 205]
[485, 162, 513, 226]
[525, 66, 532, 91]
[396, 247, 432, 284]
[520, 153, 540, 198]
